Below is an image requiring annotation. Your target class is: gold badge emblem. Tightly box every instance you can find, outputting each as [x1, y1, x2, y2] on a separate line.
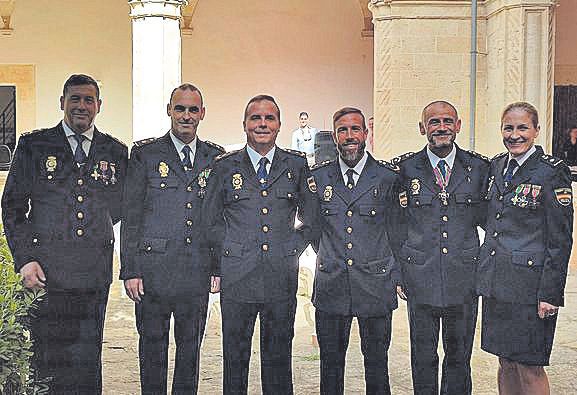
[410, 179, 421, 195]
[46, 156, 57, 172]
[198, 177, 207, 188]
[307, 176, 318, 193]
[399, 191, 408, 208]
[323, 185, 333, 202]
[232, 173, 243, 190]
[159, 162, 169, 177]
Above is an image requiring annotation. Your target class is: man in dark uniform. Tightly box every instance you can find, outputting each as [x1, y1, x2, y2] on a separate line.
[311, 107, 401, 395]
[477, 102, 573, 394]
[120, 83, 224, 394]
[1, 74, 128, 394]
[394, 101, 488, 394]
[203, 95, 319, 395]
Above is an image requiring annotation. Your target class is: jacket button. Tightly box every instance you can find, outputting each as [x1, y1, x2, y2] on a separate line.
[234, 194, 239, 200]
[186, 219, 193, 226]
[186, 202, 193, 209]
[262, 243, 269, 251]
[442, 215, 448, 222]
[493, 231, 498, 237]
[77, 211, 84, 219]
[224, 250, 229, 256]
[77, 195, 84, 203]
[370, 209, 376, 216]
[261, 207, 269, 214]
[527, 260, 533, 267]
[416, 200, 420, 206]
[498, 195, 504, 201]
[32, 238, 38, 244]
[77, 179, 84, 186]
[442, 231, 448, 238]
[262, 225, 269, 233]
[261, 190, 268, 197]
[496, 213, 501, 219]
[407, 256, 412, 262]
[76, 229, 84, 237]
[346, 242, 353, 250]
[146, 245, 152, 251]
[187, 186, 193, 192]
[287, 193, 292, 198]
[490, 250, 496, 256]
[346, 226, 353, 234]
[347, 259, 353, 266]
[160, 182, 166, 188]
[186, 237, 192, 244]
[346, 210, 353, 217]
[442, 247, 448, 254]
[466, 198, 472, 204]
[47, 174, 53, 180]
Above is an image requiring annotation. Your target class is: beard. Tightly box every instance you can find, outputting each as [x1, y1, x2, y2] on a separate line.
[338, 140, 366, 165]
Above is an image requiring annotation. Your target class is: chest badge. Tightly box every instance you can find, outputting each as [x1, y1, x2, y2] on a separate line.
[554, 187, 572, 206]
[158, 161, 169, 177]
[46, 156, 57, 172]
[323, 185, 333, 202]
[232, 173, 243, 190]
[410, 179, 421, 195]
[287, 171, 293, 180]
[399, 191, 408, 208]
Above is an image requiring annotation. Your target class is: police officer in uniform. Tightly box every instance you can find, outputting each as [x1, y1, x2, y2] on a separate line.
[203, 95, 319, 395]
[1, 74, 128, 394]
[311, 107, 401, 395]
[477, 102, 573, 394]
[394, 101, 488, 394]
[120, 83, 224, 394]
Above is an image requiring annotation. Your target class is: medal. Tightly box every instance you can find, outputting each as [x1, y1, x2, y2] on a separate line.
[323, 185, 333, 202]
[110, 163, 117, 185]
[511, 184, 523, 205]
[232, 173, 243, 190]
[518, 183, 531, 208]
[159, 162, 169, 177]
[531, 184, 542, 207]
[438, 190, 450, 206]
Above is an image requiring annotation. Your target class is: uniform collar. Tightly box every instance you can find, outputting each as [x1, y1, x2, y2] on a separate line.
[338, 150, 368, 179]
[426, 144, 456, 169]
[507, 145, 536, 168]
[169, 132, 197, 158]
[62, 119, 94, 141]
[246, 144, 276, 171]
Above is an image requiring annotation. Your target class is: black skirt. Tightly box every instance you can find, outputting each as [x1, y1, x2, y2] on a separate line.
[481, 297, 557, 366]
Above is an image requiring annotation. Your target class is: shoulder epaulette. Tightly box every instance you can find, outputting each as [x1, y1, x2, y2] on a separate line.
[377, 159, 400, 173]
[215, 149, 240, 162]
[103, 132, 127, 148]
[310, 160, 333, 171]
[467, 150, 489, 163]
[491, 152, 508, 161]
[21, 128, 47, 136]
[391, 152, 416, 165]
[133, 137, 156, 147]
[205, 140, 225, 153]
[283, 148, 306, 158]
[540, 154, 564, 167]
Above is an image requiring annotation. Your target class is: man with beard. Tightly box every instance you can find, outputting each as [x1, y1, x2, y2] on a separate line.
[2, 74, 128, 393]
[311, 107, 402, 395]
[203, 95, 319, 395]
[120, 83, 224, 394]
[394, 101, 489, 394]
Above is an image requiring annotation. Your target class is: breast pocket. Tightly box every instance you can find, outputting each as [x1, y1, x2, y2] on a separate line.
[148, 176, 178, 190]
[359, 203, 385, 223]
[225, 189, 251, 204]
[408, 193, 434, 208]
[455, 193, 480, 206]
[276, 188, 299, 202]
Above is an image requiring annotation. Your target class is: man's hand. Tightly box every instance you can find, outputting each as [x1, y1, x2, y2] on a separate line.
[210, 276, 221, 293]
[19, 261, 46, 289]
[124, 278, 144, 302]
[396, 285, 407, 301]
[538, 300, 558, 319]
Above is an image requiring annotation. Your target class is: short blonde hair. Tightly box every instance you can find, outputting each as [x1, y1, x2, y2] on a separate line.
[501, 102, 539, 128]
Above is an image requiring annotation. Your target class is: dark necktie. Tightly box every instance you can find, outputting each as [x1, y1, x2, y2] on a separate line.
[346, 168, 356, 189]
[504, 158, 519, 186]
[438, 159, 447, 180]
[257, 157, 269, 189]
[182, 145, 193, 170]
[73, 134, 87, 164]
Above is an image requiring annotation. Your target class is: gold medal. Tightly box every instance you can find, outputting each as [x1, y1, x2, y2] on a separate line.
[323, 185, 333, 202]
[159, 162, 169, 177]
[232, 173, 243, 190]
[46, 156, 57, 172]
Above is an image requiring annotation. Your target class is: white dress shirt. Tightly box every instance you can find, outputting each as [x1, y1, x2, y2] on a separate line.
[338, 151, 368, 186]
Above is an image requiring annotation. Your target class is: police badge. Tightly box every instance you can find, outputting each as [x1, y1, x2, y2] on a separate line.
[232, 173, 243, 190]
[158, 162, 169, 177]
[323, 185, 333, 202]
[45, 156, 57, 179]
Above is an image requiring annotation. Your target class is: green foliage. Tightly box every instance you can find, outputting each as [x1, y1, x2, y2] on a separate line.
[0, 226, 44, 394]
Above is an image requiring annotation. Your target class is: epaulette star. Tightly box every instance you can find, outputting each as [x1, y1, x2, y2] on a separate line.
[377, 159, 400, 173]
[467, 150, 490, 163]
[283, 148, 307, 158]
[215, 149, 240, 162]
[540, 154, 564, 167]
[133, 137, 156, 147]
[491, 152, 508, 161]
[310, 160, 333, 171]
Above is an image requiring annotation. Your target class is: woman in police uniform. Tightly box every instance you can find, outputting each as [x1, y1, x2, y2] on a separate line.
[477, 102, 573, 394]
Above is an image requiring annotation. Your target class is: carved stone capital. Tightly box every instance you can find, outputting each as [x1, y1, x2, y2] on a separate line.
[0, 0, 15, 36]
[128, 0, 188, 21]
[181, 0, 199, 36]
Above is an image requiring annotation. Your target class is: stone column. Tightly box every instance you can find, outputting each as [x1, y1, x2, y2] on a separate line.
[128, 0, 187, 141]
[368, 0, 557, 159]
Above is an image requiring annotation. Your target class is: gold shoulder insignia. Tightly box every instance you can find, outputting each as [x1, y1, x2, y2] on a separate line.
[540, 154, 564, 167]
[467, 150, 490, 163]
[283, 148, 306, 158]
[205, 140, 225, 153]
[215, 149, 240, 162]
[391, 152, 416, 165]
[133, 137, 157, 147]
[311, 160, 333, 171]
[377, 159, 400, 173]
[491, 152, 508, 161]
[103, 132, 128, 148]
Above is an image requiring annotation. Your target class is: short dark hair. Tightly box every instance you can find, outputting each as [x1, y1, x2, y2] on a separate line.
[169, 83, 204, 107]
[63, 74, 100, 99]
[243, 95, 281, 122]
[501, 102, 539, 128]
[332, 107, 366, 130]
[421, 100, 459, 124]
[299, 112, 309, 118]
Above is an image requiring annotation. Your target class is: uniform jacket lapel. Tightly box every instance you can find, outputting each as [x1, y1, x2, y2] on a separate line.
[158, 132, 188, 183]
[446, 146, 468, 194]
[267, 149, 289, 186]
[237, 147, 260, 188]
[505, 147, 542, 194]
[414, 148, 440, 194]
[329, 160, 352, 204]
[349, 154, 378, 205]
[189, 139, 211, 182]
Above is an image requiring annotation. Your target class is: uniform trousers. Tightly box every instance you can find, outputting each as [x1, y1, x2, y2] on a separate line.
[136, 293, 208, 395]
[31, 287, 109, 395]
[221, 294, 297, 395]
[407, 299, 478, 395]
[315, 309, 392, 395]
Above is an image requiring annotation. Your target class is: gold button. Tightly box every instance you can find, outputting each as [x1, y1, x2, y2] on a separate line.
[234, 194, 239, 200]
[160, 182, 166, 188]
[146, 245, 152, 251]
[370, 209, 376, 216]
[442, 247, 448, 254]
[493, 231, 498, 237]
[346, 227, 353, 234]
[527, 260, 533, 266]
[496, 213, 501, 219]
[186, 220, 193, 226]
[186, 202, 193, 209]
[347, 242, 353, 249]
[77, 179, 84, 186]
[261, 190, 268, 197]
[47, 174, 53, 180]
[324, 209, 329, 215]
[186, 237, 192, 244]
[187, 186, 193, 192]
[77, 211, 84, 220]
[490, 250, 496, 256]
[262, 225, 269, 233]
[76, 229, 84, 236]
[224, 250, 230, 256]
[262, 243, 269, 251]
[287, 193, 292, 198]
[442, 231, 448, 238]
[442, 215, 448, 222]
[416, 200, 420, 206]
[407, 256, 412, 262]
[498, 195, 504, 201]
[466, 198, 472, 204]
[347, 259, 353, 266]
[77, 195, 84, 203]
[346, 210, 353, 217]
[262, 207, 269, 215]
[32, 238, 38, 244]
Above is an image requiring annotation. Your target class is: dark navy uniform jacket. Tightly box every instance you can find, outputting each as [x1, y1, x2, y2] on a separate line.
[2, 123, 128, 289]
[120, 133, 224, 298]
[477, 146, 573, 307]
[203, 146, 320, 303]
[311, 154, 402, 317]
[395, 145, 489, 307]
